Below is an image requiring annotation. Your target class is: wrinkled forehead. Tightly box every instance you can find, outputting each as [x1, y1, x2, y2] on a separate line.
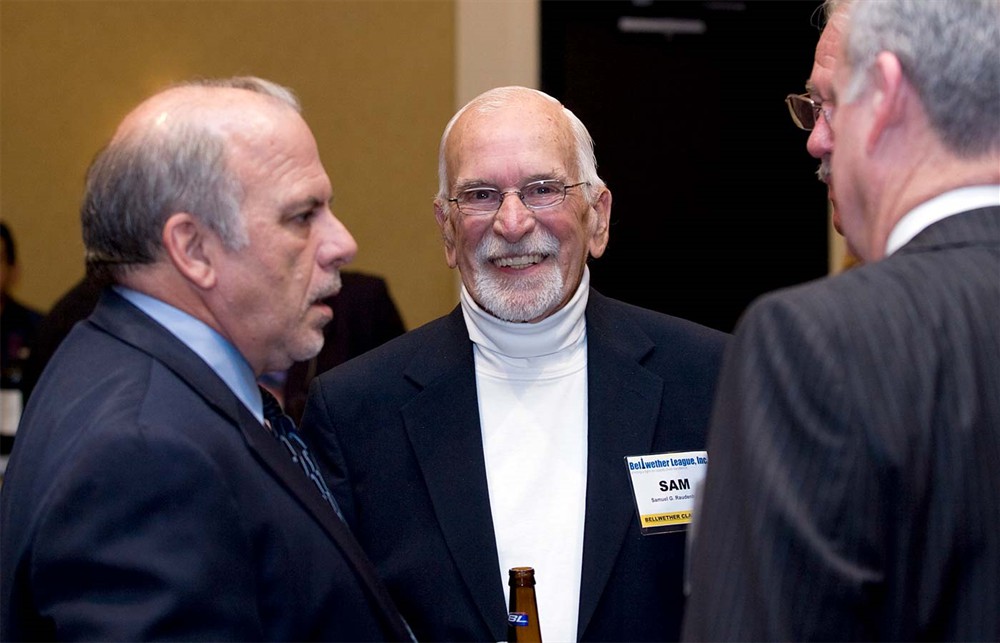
[808, 15, 847, 93]
[445, 99, 576, 183]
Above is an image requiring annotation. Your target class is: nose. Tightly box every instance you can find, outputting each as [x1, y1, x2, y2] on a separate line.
[492, 192, 536, 243]
[317, 209, 358, 269]
[806, 117, 833, 160]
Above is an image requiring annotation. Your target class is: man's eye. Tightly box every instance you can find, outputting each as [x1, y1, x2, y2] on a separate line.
[467, 189, 496, 202]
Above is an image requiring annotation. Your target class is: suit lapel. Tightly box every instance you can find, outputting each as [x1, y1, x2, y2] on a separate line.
[90, 291, 411, 639]
[89, 291, 248, 425]
[236, 401, 412, 640]
[92, 292, 325, 507]
[577, 291, 666, 637]
[402, 308, 508, 641]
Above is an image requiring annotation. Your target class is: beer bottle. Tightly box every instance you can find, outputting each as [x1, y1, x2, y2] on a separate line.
[507, 566, 542, 642]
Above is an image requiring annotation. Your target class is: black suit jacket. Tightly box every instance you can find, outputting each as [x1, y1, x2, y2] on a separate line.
[683, 207, 1000, 641]
[302, 289, 728, 641]
[0, 290, 411, 641]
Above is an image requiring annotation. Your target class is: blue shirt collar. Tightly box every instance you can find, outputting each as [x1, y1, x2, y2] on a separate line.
[114, 286, 263, 423]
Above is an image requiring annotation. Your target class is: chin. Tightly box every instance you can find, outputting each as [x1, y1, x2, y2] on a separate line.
[483, 289, 562, 322]
[475, 265, 565, 319]
[288, 332, 325, 364]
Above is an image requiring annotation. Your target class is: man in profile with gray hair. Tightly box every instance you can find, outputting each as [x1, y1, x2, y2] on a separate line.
[0, 76, 412, 641]
[683, 1, 1000, 640]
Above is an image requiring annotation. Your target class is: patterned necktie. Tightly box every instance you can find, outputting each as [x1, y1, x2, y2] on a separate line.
[258, 386, 345, 522]
[259, 387, 417, 642]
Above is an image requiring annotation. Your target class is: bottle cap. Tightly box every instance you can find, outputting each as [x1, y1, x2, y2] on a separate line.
[508, 567, 535, 587]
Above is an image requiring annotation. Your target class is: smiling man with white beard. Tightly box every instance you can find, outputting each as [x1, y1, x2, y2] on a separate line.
[301, 86, 729, 643]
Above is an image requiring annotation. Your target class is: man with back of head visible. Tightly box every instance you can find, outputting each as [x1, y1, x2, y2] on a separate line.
[301, 86, 729, 642]
[682, 1, 1000, 640]
[0, 76, 412, 641]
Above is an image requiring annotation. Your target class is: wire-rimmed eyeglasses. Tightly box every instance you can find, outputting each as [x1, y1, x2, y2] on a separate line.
[785, 93, 834, 131]
[448, 180, 589, 216]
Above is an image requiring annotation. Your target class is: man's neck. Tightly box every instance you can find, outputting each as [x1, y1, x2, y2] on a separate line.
[866, 147, 1000, 260]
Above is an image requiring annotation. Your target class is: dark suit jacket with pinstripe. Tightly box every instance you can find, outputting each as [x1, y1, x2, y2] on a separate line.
[0, 290, 411, 641]
[682, 207, 1000, 641]
[301, 288, 728, 642]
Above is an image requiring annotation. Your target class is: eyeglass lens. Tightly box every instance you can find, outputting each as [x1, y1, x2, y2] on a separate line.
[786, 94, 818, 131]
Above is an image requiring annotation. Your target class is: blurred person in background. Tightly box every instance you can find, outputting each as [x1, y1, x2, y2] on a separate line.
[0, 221, 43, 458]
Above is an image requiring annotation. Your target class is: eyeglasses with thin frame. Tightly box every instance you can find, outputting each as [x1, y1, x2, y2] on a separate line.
[448, 179, 589, 216]
[785, 93, 834, 131]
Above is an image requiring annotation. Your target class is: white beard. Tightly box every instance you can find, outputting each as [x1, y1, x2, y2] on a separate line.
[471, 230, 564, 322]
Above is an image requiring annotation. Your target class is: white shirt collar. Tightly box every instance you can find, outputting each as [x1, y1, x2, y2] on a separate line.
[460, 267, 590, 359]
[114, 286, 263, 422]
[886, 184, 1000, 256]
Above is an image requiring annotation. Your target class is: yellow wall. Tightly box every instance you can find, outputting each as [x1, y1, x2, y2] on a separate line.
[1, 0, 457, 330]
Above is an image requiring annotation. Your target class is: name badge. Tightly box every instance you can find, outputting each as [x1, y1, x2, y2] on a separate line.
[625, 450, 707, 535]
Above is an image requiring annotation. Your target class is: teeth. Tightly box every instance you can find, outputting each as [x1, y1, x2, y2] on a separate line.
[495, 254, 544, 268]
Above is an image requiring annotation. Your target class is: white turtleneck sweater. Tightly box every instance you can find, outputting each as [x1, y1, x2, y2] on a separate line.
[461, 268, 591, 643]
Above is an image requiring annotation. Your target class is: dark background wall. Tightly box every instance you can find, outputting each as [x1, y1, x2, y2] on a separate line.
[542, 0, 827, 332]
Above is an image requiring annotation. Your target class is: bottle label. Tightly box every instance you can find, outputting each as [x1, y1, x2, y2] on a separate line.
[508, 612, 530, 627]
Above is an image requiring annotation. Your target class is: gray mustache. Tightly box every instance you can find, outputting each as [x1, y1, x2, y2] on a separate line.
[476, 232, 560, 261]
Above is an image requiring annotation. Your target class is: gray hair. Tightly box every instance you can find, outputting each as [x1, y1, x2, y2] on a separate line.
[435, 86, 605, 202]
[841, 0, 1000, 157]
[820, 0, 853, 25]
[82, 76, 301, 282]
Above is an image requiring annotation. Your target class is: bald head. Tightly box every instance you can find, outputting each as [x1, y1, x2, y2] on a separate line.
[436, 86, 604, 202]
[82, 77, 302, 282]
[114, 80, 300, 147]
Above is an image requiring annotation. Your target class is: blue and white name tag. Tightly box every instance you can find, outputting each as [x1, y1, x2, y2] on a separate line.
[625, 451, 708, 535]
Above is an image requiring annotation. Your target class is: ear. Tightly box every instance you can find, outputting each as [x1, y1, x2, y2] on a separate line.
[587, 187, 612, 259]
[866, 51, 907, 154]
[434, 199, 459, 268]
[162, 213, 217, 289]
